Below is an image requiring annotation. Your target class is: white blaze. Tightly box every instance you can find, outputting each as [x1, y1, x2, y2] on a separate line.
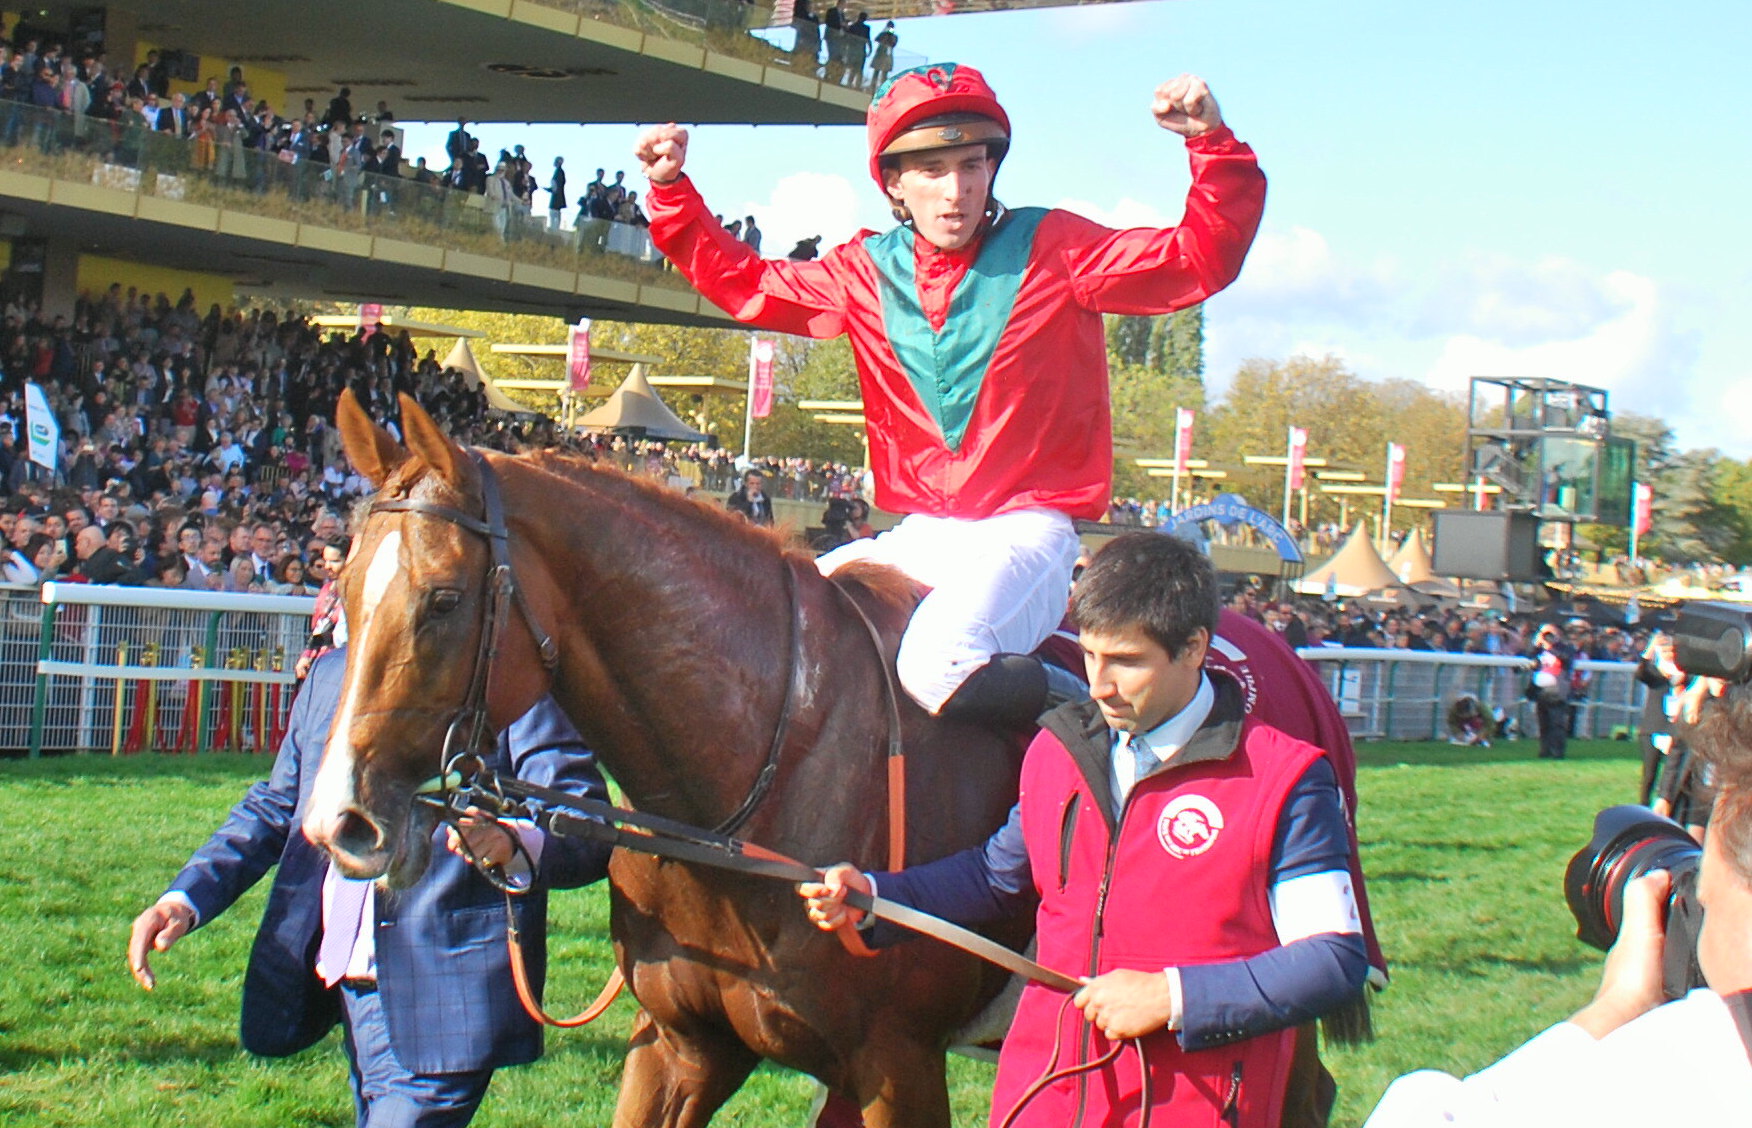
[308, 531, 403, 833]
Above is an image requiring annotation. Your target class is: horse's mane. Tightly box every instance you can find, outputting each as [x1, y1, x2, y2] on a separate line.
[511, 448, 920, 620]
[511, 448, 807, 564]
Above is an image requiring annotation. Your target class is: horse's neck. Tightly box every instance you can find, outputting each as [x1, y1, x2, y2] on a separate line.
[507, 462, 799, 823]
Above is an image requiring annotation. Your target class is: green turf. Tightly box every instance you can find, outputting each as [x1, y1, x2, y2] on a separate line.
[0, 740, 1643, 1126]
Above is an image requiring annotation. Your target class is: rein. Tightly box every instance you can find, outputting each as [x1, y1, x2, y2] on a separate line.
[435, 769, 1081, 995]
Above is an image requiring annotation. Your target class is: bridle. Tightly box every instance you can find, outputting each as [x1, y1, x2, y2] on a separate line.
[373, 448, 813, 843]
[369, 450, 558, 793]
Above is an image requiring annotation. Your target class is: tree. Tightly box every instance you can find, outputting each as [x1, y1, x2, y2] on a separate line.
[1158, 304, 1204, 387]
[1607, 412, 1737, 563]
[1711, 458, 1752, 566]
[1103, 305, 1204, 385]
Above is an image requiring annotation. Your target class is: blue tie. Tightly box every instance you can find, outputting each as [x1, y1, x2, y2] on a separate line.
[1133, 736, 1153, 791]
[319, 875, 371, 986]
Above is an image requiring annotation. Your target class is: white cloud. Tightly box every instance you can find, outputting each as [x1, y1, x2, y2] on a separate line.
[1053, 196, 1177, 230]
[1196, 221, 1740, 450]
[1038, 2, 1155, 43]
[740, 171, 866, 258]
[1419, 269, 1698, 403]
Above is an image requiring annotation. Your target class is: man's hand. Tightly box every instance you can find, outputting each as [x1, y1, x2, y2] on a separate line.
[797, 862, 869, 931]
[1075, 968, 1176, 1040]
[1152, 75, 1223, 138]
[128, 899, 195, 991]
[444, 807, 516, 869]
[1645, 632, 1683, 685]
[1571, 870, 1671, 1038]
[634, 124, 689, 184]
[1679, 677, 1728, 725]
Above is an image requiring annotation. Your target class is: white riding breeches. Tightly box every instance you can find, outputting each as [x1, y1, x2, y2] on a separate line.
[816, 508, 1081, 715]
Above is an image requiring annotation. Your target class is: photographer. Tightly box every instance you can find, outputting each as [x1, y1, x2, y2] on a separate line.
[1636, 631, 1687, 807]
[1528, 622, 1576, 760]
[1363, 691, 1752, 1126]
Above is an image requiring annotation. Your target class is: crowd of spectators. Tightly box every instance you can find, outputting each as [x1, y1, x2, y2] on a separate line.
[1224, 578, 1647, 663]
[0, 279, 883, 601]
[0, 35, 662, 264]
[786, 2, 900, 89]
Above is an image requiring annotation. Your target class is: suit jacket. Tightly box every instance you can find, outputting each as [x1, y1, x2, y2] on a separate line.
[726, 489, 774, 526]
[166, 649, 612, 1072]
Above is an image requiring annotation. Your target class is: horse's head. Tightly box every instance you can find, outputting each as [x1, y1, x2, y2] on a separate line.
[302, 390, 549, 885]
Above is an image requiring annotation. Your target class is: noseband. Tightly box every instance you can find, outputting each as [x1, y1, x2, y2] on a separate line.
[370, 451, 559, 788]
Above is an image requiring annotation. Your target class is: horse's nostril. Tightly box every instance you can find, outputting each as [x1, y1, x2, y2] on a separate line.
[332, 808, 386, 857]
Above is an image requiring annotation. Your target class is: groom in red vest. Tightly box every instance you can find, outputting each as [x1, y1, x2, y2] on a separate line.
[803, 533, 1371, 1127]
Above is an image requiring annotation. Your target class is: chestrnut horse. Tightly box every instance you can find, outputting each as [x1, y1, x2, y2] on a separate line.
[302, 390, 1028, 1127]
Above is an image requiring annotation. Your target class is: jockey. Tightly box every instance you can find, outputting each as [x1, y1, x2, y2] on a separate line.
[636, 63, 1266, 726]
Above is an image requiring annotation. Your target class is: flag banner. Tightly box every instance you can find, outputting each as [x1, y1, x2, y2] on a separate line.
[750, 338, 776, 419]
[1634, 482, 1653, 537]
[359, 303, 382, 334]
[24, 382, 58, 471]
[568, 320, 593, 392]
[1174, 408, 1196, 474]
[1288, 427, 1308, 491]
[1386, 443, 1406, 502]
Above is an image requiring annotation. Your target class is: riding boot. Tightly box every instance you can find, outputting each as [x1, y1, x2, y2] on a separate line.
[1042, 660, 1090, 710]
[940, 653, 1072, 729]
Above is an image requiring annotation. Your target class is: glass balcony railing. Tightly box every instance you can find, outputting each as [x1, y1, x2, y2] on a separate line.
[0, 101, 692, 296]
[516, 0, 923, 93]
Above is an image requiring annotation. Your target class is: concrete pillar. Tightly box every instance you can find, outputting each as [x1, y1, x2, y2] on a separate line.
[39, 236, 79, 320]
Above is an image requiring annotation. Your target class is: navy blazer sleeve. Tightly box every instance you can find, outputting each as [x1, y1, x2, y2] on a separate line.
[166, 655, 343, 925]
[1175, 759, 1369, 1050]
[500, 694, 613, 890]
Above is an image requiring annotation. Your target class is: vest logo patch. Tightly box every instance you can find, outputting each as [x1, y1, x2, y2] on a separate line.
[1157, 795, 1225, 858]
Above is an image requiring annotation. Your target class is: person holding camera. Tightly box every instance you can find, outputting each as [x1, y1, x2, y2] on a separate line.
[1529, 622, 1576, 760]
[1363, 693, 1752, 1126]
[1637, 631, 1688, 806]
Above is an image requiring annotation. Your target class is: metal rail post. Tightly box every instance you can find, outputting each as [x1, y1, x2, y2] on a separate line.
[27, 600, 56, 758]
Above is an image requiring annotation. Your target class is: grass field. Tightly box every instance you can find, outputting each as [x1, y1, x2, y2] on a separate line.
[0, 738, 1644, 1126]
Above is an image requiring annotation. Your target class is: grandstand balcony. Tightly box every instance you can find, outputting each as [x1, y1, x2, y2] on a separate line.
[0, 0, 899, 323]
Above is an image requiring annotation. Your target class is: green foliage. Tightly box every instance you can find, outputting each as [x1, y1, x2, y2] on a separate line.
[1711, 457, 1752, 565]
[1104, 306, 1205, 384]
[0, 741, 1640, 1127]
[1196, 357, 1465, 531]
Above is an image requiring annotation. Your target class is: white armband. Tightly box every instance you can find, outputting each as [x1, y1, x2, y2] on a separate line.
[1270, 870, 1362, 944]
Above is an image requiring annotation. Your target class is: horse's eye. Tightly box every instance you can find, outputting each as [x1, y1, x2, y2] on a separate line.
[429, 589, 463, 615]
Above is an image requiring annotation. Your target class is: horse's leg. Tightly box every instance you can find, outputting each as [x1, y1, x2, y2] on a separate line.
[846, 1040, 952, 1128]
[611, 1009, 760, 1128]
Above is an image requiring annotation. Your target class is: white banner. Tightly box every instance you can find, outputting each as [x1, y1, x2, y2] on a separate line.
[24, 382, 58, 472]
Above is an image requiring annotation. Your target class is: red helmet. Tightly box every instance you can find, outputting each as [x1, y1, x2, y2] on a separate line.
[866, 62, 1011, 187]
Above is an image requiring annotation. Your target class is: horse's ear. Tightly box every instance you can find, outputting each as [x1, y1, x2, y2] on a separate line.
[398, 392, 468, 490]
[337, 388, 406, 489]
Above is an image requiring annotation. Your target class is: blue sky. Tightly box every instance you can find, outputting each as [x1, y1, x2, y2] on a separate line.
[402, 0, 1752, 456]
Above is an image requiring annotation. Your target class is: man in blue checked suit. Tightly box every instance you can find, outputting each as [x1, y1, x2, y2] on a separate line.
[127, 648, 612, 1127]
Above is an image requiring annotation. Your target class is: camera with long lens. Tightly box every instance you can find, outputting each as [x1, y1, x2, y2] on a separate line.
[1672, 601, 1752, 682]
[1564, 805, 1704, 999]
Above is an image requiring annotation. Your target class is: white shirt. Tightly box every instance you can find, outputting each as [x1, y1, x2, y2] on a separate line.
[1364, 990, 1752, 1128]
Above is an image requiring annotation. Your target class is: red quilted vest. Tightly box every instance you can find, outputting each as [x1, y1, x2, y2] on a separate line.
[993, 676, 1321, 1128]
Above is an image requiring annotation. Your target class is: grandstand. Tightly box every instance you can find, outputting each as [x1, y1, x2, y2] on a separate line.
[0, 0, 891, 326]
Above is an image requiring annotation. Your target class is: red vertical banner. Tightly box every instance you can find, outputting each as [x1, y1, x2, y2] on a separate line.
[1287, 427, 1308, 490]
[1634, 482, 1653, 536]
[567, 320, 592, 392]
[1386, 443, 1406, 502]
[359, 303, 382, 335]
[749, 337, 775, 419]
[1174, 408, 1195, 474]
